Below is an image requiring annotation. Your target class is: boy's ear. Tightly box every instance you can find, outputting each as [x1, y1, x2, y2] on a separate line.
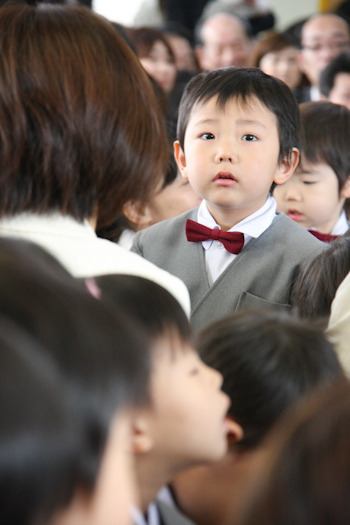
[174, 140, 188, 180]
[274, 148, 299, 185]
[340, 175, 350, 199]
[226, 416, 244, 445]
[131, 414, 154, 455]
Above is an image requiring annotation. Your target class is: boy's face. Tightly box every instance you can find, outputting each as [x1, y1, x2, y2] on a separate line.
[274, 159, 350, 233]
[141, 336, 230, 473]
[174, 95, 297, 229]
[327, 72, 350, 111]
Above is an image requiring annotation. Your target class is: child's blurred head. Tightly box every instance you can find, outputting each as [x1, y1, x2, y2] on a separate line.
[95, 275, 230, 484]
[198, 309, 343, 452]
[274, 101, 350, 233]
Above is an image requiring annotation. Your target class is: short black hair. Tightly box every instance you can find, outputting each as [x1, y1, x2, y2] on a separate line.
[319, 51, 350, 96]
[197, 309, 343, 451]
[0, 318, 86, 525]
[177, 67, 300, 162]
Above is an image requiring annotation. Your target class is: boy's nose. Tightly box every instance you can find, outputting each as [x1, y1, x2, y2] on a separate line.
[215, 151, 235, 163]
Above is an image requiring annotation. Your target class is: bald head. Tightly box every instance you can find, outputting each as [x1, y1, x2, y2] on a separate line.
[298, 14, 350, 86]
[195, 12, 253, 71]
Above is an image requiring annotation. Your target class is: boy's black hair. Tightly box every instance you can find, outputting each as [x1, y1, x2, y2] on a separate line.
[197, 309, 343, 451]
[177, 67, 300, 162]
[0, 318, 86, 525]
[95, 274, 192, 349]
[0, 237, 150, 484]
[319, 51, 350, 97]
[298, 100, 350, 190]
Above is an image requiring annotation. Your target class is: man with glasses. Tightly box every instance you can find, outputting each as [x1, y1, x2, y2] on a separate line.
[296, 13, 350, 102]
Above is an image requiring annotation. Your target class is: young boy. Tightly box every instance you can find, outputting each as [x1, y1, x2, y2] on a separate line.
[95, 274, 233, 525]
[132, 67, 324, 332]
[274, 101, 350, 242]
[169, 309, 343, 525]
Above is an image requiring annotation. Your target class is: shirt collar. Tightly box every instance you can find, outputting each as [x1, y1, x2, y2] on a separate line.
[197, 196, 276, 240]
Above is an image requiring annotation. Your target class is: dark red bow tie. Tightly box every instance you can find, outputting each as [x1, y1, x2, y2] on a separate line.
[308, 230, 339, 243]
[186, 219, 244, 254]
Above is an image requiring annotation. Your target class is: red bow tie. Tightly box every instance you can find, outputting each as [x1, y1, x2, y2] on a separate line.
[308, 230, 339, 243]
[186, 219, 244, 254]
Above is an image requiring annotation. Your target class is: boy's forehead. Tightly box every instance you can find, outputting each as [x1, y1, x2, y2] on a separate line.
[189, 94, 276, 122]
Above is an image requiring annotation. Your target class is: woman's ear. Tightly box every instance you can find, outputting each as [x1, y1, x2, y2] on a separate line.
[274, 148, 299, 185]
[173, 140, 188, 180]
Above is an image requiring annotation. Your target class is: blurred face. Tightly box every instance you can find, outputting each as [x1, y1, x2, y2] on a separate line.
[144, 174, 202, 226]
[298, 15, 350, 86]
[327, 72, 350, 110]
[166, 34, 197, 72]
[143, 336, 231, 473]
[140, 40, 177, 93]
[196, 14, 252, 70]
[259, 46, 302, 89]
[274, 159, 346, 233]
[175, 95, 297, 229]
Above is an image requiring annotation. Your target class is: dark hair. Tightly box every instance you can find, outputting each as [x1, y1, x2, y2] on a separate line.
[319, 51, 350, 96]
[298, 101, 350, 191]
[0, 237, 150, 482]
[250, 30, 297, 67]
[0, 3, 168, 228]
[237, 377, 350, 525]
[197, 309, 343, 451]
[292, 234, 350, 323]
[95, 274, 192, 347]
[0, 318, 86, 525]
[177, 67, 300, 162]
[127, 26, 175, 62]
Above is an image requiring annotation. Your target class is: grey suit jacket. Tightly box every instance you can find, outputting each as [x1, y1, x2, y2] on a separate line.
[132, 209, 325, 332]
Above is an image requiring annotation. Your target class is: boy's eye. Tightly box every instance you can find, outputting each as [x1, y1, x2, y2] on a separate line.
[242, 134, 258, 141]
[199, 132, 214, 140]
[302, 180, 316, 185]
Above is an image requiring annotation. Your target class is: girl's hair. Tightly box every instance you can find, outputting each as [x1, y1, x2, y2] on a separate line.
[292, 234, 350, 323]
[237, 378, 350, 525]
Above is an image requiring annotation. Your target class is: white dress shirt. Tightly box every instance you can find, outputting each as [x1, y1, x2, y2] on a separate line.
[196, 197, 277, 284]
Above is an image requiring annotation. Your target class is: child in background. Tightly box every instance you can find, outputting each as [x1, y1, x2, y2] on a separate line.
[274, 101, 350, 242]
[250, 30, 305, 91]
[169, 309, 343, 525]
[0, 237, 151, 525]
[95, 274, 232, 525]
[132, 67, 324, 332]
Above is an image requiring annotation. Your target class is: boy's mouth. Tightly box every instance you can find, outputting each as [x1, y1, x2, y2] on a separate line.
[214, 172, 237, 186]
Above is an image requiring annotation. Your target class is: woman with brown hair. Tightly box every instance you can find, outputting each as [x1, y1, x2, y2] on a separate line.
[0, 2, 190, 313]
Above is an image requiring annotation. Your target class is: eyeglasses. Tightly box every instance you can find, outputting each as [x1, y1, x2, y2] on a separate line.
[301, 40, 350, 53]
